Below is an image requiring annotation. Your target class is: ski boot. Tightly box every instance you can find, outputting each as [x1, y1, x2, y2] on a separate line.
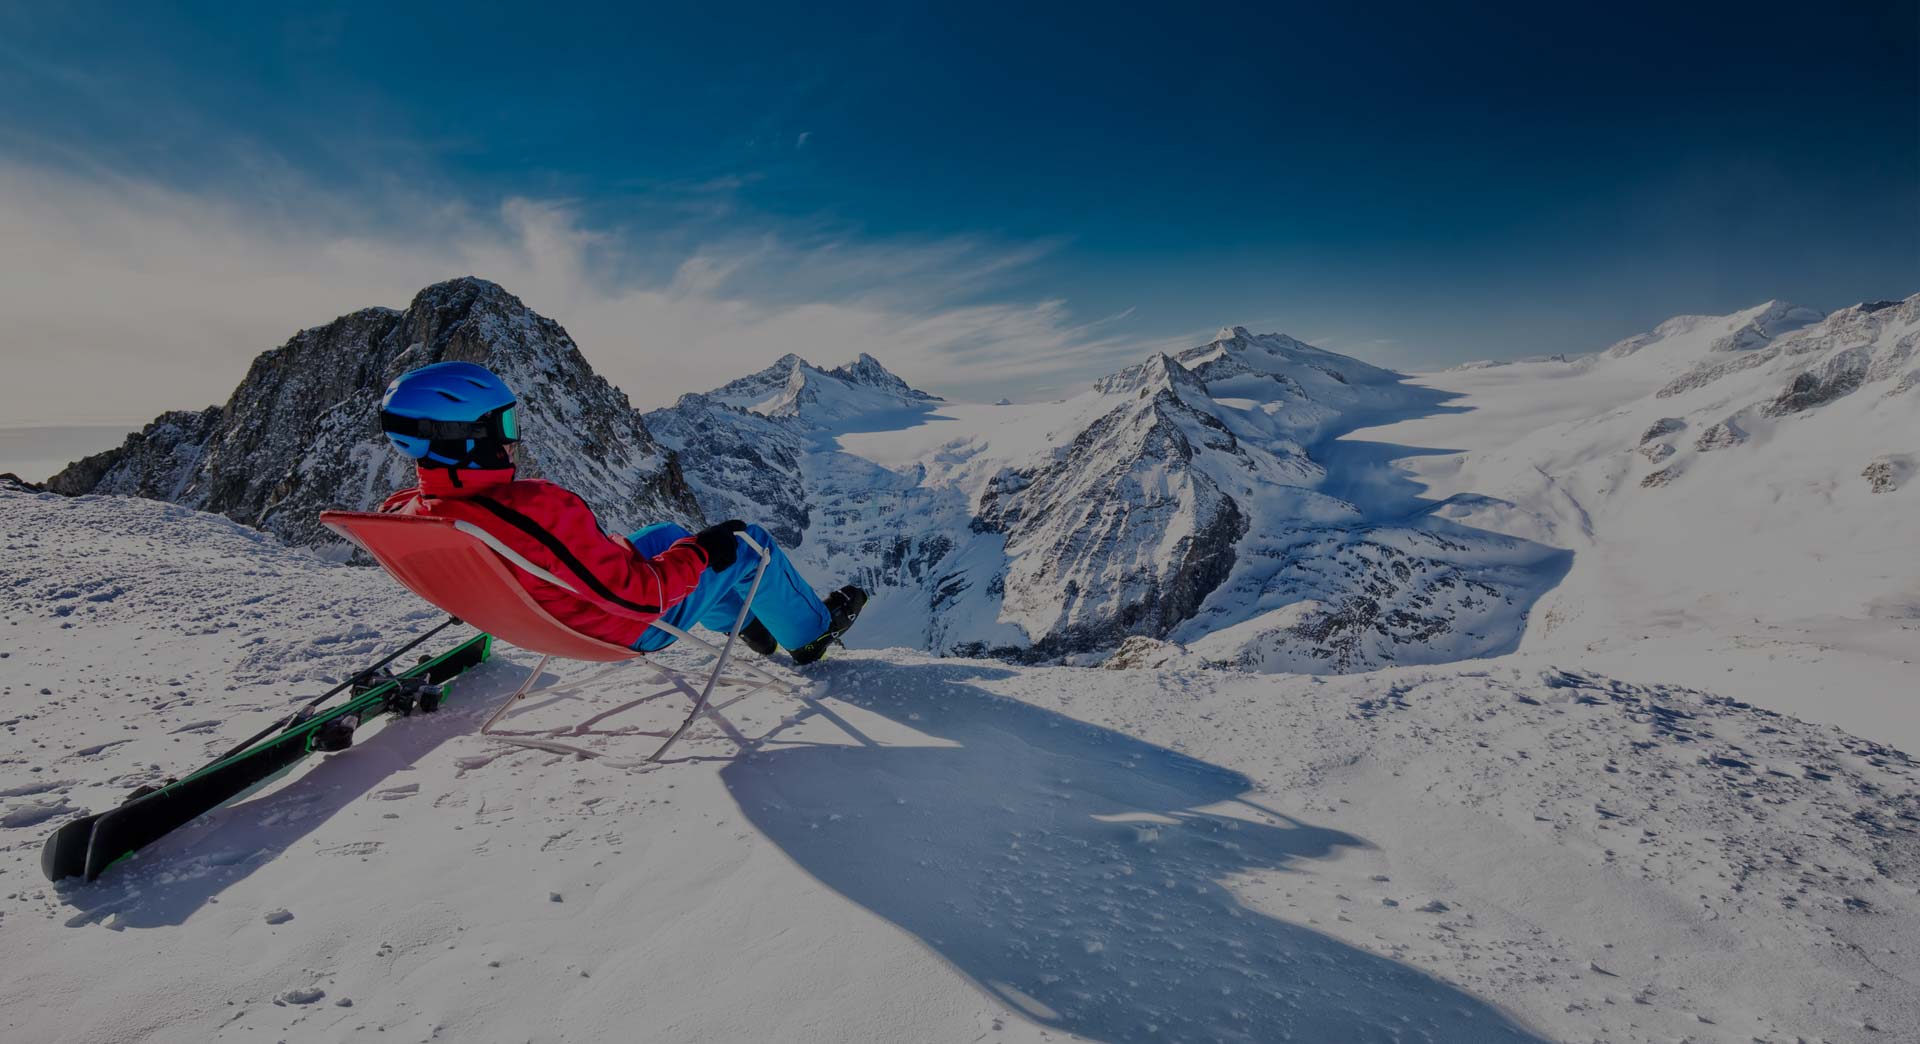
[789, 586, 868, 665]
[738, 616, 777, 657]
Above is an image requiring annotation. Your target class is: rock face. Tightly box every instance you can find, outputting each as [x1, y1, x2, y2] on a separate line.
[47, 278, 703, 547]
[1863, 456, 1910, 494]
[643, 392, 810, 547]
[976, 354, 1252, 654]
[1693, 419, 1747, 452]
[1638, 417, 1685, 445]
[1617, 294, 1920, 489]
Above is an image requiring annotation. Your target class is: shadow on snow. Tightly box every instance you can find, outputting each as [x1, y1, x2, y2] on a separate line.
[725, 658, 1546, 1043]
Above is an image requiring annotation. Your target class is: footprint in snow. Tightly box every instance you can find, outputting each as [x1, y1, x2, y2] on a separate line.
[0, 779, 70, 797]
[1, 800, 76, 828]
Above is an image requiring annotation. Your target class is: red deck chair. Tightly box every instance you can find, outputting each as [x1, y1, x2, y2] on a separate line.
[319, 510, 801, 761]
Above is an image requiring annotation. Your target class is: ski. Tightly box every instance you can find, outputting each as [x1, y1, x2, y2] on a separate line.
[41, 631, 493, 883]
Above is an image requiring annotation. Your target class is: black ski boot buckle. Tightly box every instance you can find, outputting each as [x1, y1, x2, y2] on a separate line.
[386, 677, 445, 716]
[312, 714, 360, 752]
[350, 668, 397, 698]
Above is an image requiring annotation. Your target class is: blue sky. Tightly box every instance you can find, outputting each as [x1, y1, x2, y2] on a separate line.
[0, 1, 1914, 419]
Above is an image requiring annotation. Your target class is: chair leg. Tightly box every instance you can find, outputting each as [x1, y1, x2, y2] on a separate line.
[481, 654, 549, 735]
[478, 655, 602, 759]
[647, 532, 775, 763]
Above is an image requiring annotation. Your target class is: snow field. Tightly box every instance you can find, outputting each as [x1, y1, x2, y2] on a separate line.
[3, 487, 1916, 1042]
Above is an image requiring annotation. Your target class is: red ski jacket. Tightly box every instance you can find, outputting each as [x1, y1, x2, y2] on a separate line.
[381, 466, 708, 648]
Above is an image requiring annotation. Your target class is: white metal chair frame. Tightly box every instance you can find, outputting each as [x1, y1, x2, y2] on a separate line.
[452, 520, 802, 761]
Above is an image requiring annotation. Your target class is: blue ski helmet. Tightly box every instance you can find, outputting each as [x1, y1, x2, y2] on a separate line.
[379, 361, 520, 469]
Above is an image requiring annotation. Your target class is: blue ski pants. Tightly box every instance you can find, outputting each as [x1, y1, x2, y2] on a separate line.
[627, 522, 832, 653]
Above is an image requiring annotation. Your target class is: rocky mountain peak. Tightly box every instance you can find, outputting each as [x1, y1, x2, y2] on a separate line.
[703, 349, 937, 424]
[1092, 352, 1208, 400]
[706, 353, 809, 410]
[829, 352, 935, 400]
[46, 278, 702, 546]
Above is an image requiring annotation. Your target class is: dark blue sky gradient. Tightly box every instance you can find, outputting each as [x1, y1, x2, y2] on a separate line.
[1, 1, 1913, 365]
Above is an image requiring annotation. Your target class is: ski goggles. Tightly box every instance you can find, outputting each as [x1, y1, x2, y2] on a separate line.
[379, 402, 519, 443]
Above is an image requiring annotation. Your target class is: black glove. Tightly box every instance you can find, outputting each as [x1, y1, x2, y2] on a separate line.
[692, 520, 747, 572]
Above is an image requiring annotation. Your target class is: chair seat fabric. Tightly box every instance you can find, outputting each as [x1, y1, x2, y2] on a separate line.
[320, 510, 642, 663]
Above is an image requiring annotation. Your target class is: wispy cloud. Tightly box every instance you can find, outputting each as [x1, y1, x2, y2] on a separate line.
[0, 160, 1158, 425]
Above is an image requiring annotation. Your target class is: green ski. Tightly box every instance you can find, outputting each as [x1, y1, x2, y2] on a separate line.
[41, 631, 493, 883]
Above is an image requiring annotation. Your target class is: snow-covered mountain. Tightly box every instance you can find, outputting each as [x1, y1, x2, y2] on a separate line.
[31, 278, 1565, 670]
[704, 350, 939, 425]
[37, 281, 1915, 690]
[1336, 293, 1920, 744]
[44, 278, 703, 546]
[651, 326, 1565, 669]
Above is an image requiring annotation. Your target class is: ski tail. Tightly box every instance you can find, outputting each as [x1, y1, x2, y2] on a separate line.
[41, 811, 104, 882]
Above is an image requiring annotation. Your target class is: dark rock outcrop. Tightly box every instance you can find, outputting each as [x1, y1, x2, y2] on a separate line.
[46, 278, 703, 546]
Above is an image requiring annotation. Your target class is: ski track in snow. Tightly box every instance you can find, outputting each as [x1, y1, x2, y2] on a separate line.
[2, 486, 1917, 1043]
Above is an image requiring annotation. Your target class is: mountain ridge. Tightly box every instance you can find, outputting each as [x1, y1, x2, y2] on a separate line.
[38, 279, 1909, 676]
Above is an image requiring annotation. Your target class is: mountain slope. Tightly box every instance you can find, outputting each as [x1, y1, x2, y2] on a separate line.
[1335, 293, 1920, 745]
[46, 278, 703, 546]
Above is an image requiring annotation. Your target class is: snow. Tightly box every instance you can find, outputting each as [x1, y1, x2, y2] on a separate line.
[1338, 295, 1920, 748]
[3, 481, 1918, 1042]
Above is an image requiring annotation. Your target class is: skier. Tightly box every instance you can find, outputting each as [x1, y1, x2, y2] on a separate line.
[375, 361, 866, 664]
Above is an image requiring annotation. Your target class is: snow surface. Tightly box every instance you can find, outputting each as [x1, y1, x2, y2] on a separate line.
[4, 484, 1918, 1043]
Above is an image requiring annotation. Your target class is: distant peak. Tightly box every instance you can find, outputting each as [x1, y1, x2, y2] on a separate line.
[1215, 325, 1252, 343]
[828, 353, 938, 399]
[1092, 351, 1208, 399]
[1711, 300, 1825, 352]
[408, 276, 519, 312]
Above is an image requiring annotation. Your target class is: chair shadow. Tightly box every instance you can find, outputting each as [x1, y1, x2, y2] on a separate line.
[56, 659, 542, 929]
[723, 659, 1546, 1043]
